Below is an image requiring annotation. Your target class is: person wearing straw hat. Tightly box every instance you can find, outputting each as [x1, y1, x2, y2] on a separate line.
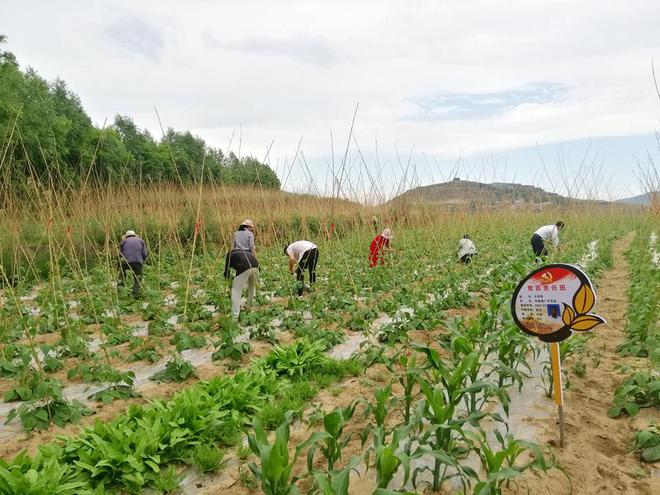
[284, 240, 318, 296]
[118, 230, 148, 298]
[369, 228, 393, 267]
[457, 234, 477, 264]
[225, 219, 259, 318]
[232, 219, 256, 257]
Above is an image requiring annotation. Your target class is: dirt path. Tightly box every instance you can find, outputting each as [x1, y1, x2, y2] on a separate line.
[508, 234, 659, 495]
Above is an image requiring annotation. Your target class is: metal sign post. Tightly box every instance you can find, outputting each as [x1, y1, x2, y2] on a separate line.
[549, 342, 565, 447]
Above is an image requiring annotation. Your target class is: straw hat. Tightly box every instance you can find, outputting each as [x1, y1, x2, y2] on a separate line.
[241, 219, 255, 229]
[125, 230, 136, 237]
[382, 228, 393, 240]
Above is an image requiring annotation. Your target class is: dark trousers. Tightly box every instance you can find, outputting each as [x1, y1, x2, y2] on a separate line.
[296, 248, 318, 295]
[460, 254, 473, 264]
[531, 234, 547, 258]
[119, 261, 143, 297]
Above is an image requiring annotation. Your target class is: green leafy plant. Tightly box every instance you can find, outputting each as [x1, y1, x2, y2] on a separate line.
[153, 465, 183, 494]
[212, 336, 252, 361]
[128, 336, 165, 363]
[263, 340, 327, 380]
[249, 323, 279, 345]
[67, 363, 134, 384]
[608, 371, 660, 418]
[4, 373, 57, 402]
[6, 379, 91, 431]
[0, 449, 92, 495]
[89, 384, 142, 404]
[632, 423, 660, 462]
[150, 355, 197, 383]
[170, 331, 206, 352]
[191, 443, 224, 473]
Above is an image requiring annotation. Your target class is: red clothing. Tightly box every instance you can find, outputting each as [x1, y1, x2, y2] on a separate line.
[369, 235, 390, 267]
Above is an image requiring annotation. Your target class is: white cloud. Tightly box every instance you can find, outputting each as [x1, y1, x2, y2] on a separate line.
[1, 0, 659, 199]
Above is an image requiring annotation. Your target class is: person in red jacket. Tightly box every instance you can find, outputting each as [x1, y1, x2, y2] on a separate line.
[369, 228, 393, 267]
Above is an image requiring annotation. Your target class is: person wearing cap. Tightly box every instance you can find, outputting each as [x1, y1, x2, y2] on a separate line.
[457, 234, 477, 264]
[531, 221, 564, 259]
[225, 219, 259, 317]
[369, 228, 393, 267]
[119, 230, 148, 297]
[284, 240, 318, 296]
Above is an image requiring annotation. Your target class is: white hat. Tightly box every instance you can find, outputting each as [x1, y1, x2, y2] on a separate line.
[241, 219, 255, 228]
[125, 230, 136, 237]
[381, 228, 392, 240]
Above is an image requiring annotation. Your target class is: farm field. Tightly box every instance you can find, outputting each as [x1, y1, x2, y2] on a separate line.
[0, 201, 657, 495]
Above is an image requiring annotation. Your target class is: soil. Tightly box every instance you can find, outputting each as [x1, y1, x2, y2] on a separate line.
[193, 234, 659, 495]
[507, 234, 659, 495]
[2, 235, 655, 494]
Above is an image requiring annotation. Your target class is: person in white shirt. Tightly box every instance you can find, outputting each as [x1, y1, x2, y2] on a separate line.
[532, 221, 564, 258]
[284, 240, 318, 296]
[457, 234, 477, 264]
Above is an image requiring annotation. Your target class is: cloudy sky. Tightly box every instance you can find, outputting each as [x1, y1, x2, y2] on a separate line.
[3, 0, 660, 201]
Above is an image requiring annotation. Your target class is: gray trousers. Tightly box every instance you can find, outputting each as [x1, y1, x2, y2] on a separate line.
[231, 268, 258, 317]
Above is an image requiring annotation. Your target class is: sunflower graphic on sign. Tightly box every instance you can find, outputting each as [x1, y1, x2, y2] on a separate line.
[511, 263, 605, 342]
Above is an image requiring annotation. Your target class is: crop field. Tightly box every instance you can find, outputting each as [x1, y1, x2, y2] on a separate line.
[0, 198, 657, 495]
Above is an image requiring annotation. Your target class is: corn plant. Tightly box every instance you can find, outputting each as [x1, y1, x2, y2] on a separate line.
[464, 429, 550, 495]
[386, 354, 421, 425]
[364, 424, 414, 490]
[311, 456, 360, 495]
[302, 403, 357, 472]
[365, 383, 398, 431]
[247, 411, 301, 495]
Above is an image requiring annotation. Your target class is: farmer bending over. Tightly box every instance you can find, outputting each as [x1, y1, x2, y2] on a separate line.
[457, 234, 477, 264]
[119, 230, 148, 298]
[284, 240, 318, 296]
[225, 220, 259, 318]
[369, 228, 393, 267]
[531, 221, 564, 259]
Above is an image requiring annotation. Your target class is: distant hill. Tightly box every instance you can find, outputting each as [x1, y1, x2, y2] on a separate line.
[390, 179, 569, 208]
[615, 192, 658, 205]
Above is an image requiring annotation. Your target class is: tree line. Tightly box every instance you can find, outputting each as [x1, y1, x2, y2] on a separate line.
[0, 36, 280, 189]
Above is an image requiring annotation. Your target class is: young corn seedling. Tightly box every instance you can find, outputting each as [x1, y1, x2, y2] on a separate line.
[302, 403, 357, 472]
[311, 456, 361, 495]
[464, 429, 550, 495]
[247, 411, 301, 495]
[386, 354, 421, 425]
[364, 424, 414, 490]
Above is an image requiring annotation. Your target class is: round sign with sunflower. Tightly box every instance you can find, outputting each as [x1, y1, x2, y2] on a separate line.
[511, 263, 606, 342]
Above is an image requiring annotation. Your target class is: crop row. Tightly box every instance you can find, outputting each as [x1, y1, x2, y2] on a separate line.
[611, 227, 660, 464]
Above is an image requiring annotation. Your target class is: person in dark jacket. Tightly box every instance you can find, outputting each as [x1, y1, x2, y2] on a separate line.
[225, 223, 260, 317]
[119, 230, 148, 297]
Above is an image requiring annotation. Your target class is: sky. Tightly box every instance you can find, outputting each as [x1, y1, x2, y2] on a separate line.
[2, 0, 660, 202]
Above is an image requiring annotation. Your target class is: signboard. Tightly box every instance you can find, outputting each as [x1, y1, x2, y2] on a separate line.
[510, 263, 606, 447]
[511, 263, 605, 343]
